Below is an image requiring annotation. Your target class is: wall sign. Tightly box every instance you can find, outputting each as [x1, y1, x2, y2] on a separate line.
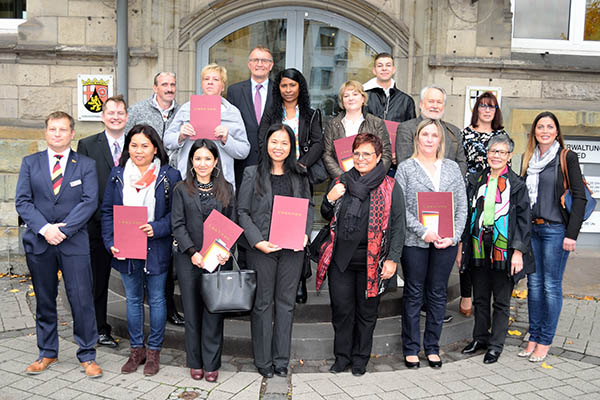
[77, 74, 114, 121]
[565, 140, 600, 164]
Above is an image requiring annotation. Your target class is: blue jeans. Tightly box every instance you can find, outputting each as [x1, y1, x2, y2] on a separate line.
[527, 223, 570, 346]
[120, 261, 168, 350]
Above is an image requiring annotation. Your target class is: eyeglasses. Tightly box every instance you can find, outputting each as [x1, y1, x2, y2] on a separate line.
[249, 58, 273, 64]
[352, 151, 376, 160]
[478, 104, 498, 110]
[488, 149, 510, 156]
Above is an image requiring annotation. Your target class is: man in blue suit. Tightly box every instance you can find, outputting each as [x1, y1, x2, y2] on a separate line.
[15, 111, 103, 378]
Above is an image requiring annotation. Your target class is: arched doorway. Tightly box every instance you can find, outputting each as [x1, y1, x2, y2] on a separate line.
[196, 7, 392, 116]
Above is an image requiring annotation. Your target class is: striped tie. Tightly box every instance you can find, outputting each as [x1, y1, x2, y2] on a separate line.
[51, 154, 63, 196]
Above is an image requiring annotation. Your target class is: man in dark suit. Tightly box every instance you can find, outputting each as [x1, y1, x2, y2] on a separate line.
[77, 95, 128, 347]
[396, 85, 467, 176]
[226, 46, 274, 190]
[16, 111, 102, 377]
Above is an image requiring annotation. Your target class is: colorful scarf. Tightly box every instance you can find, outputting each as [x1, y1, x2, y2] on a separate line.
[470, 166, 511, 269]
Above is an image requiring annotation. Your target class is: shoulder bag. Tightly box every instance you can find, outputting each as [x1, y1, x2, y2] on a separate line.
[201, 254, 257, 313]
[559, 148, 596, 221]
[303, 109, 329, 185]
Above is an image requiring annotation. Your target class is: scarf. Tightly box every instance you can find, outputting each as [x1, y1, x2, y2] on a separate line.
[470, 166, 510, 270]
[123, 158, 160, 222]
[526, 140, 560, 207]
[339, 162, 386, 240]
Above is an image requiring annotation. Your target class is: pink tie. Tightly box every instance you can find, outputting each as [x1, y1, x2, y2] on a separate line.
[254, 84, 262, 124]
[113, 141, 121, 166]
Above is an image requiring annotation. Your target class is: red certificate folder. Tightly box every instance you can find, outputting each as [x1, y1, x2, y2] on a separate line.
[334, 135, 357, 172]
[200, 209, 243, 255]
[417, 192, 455, 238]
[190, 95, 221, 140]
[384, 120, 400, 158]
[269, 195, 309, 250]
[113, 205, 147, 260]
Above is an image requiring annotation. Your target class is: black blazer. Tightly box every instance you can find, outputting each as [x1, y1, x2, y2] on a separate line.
[553, 149, 587, 240]
[77, 132, 117, 238]
[257, 106, 324, 169]
[171, 181, 236, 255]
[237, 166, 314, 248]
[226, 79, 274, 168]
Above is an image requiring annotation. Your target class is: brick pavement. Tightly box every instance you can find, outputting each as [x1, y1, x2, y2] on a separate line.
[2, 273, 600, 399]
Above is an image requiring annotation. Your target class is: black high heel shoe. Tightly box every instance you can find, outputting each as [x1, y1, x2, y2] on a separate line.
[404, 357, 420, 369]
[296, 277, 307, 304]
[427, 355, 442, 369]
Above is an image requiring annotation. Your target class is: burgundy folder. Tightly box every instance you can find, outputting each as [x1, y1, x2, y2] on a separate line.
[269, 195, 309, 250]
[417, 192, 455, 238]
[384, 120, 400, 158]
[190, 95, 221, 140]
[200, 209, 243, 256]
[334, 135, 357, 172]
[113, 205, 147, 260]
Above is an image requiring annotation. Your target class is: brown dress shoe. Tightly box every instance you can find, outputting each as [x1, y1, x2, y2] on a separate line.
[205, 370, 218, 382]
[26, 357, 57, 375]
[121, 347, 146, 374]
[144, 349, 160, 376]
[190, 368, 204, 380]
[80, 361, 103, 378]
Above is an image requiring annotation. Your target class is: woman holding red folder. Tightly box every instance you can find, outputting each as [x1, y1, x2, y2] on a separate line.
[101, 125, 181, 376]
[315, 133, 405, 376]
[238, 124, 313, 379]
[171, 139, 235, 382]
[394, 118, 467, 369]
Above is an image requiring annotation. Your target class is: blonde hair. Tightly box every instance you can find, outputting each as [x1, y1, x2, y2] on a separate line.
[411, 118, 445, 159]
[338, 80, 368, 109]
[201, 64, 228, 92]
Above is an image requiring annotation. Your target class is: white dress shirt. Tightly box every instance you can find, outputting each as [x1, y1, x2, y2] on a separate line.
[251, 78, 269, 118]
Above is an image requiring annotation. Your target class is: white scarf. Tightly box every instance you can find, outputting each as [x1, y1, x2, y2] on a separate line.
[526, 140, 560, 208]
[122, 158, 160, 222]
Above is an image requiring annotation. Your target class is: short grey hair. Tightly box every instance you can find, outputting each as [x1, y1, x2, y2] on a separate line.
[420, 85, 447, 103]
[487, 134, 514, 153]
[153, 72, 176, 86]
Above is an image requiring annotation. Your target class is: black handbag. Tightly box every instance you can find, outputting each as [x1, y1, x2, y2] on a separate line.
[200, 255, 257, 313]
[302, 246, 313, 279]
[303, 109, 329, 185]
[308, 224, 331, 263]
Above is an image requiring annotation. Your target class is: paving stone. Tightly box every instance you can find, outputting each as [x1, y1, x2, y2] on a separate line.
[465, 377, 501, 393]
[48, 388, 85, 400]
[552, 384, 586, 397]
[395, 386, 430, 399]
[562, 377, 600, 393]
[342, 383, 383, 397]
[375, 391, 410, 400]
[448, 389, 490, 400]
[308, 379, 344, 396]
[497, 381, 538, 395]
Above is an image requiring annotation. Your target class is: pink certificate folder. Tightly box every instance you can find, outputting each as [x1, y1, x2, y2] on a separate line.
[269, 195, 309, 250]
[113, 205, 147, 260]
[190, 95, 221, 140]
[334, 135, 357, 172]
[200, 209, 244, 256]
[384, 120, 400, 158]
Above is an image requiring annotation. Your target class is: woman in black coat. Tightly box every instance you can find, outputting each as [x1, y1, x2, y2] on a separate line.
[171, 139, 235, 383]
[238, 124, 314, 379]
[459, 134, 531, 364]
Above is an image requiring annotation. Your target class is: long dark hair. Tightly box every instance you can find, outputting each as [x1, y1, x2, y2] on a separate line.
[521, 111, 564, 176]
[255, 124, 301, 196]
[271, 68, 311, 121]
[183, 139, 232, 207]
[471, 91, 504, 131]
[120, 124, 169, 167]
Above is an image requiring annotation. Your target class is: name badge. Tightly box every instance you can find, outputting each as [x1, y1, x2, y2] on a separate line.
[70, 179, 82, 187]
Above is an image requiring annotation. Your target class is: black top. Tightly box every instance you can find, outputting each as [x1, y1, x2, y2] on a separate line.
[270, 173, 293, 197]
[199, 190, 217, 221]
[334, 195, 368, 271]
[532, 156, 563, 224]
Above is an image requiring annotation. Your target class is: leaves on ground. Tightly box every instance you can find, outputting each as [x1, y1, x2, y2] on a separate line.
[9, 289, 19, 293]
[508, 329, 522, 336]
[541, 362, 553, 369]
[512, 289, 527, 299]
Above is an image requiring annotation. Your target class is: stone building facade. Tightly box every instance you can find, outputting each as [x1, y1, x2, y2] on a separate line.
[0, 0, 599, 267]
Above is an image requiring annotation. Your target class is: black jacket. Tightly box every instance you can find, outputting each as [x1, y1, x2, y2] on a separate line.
[171, 181, 236, 256]
[553, 149, 588, 240]
[461, 168, 532, 282]
[365, 85, 416, 123]
[237, 166, 314, 248]
[257, 106, 323, 169]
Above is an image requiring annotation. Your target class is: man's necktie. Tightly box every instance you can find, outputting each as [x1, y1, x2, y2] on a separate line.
[254, 84, 262, 124]
[113, 141, 121, 166]
[51, 154, 63, 196]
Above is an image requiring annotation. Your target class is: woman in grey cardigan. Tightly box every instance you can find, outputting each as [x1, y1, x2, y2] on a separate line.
[395, 118, 467, 369]
[163, 64, 250, 186]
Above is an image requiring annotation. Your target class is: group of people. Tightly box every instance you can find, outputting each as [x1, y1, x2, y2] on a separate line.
[14, 46, 587, 382]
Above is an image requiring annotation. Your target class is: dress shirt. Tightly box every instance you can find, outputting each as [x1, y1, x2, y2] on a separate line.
[342, 114, 365, 137]
[104, 131, 125, 156]
[40, 148, 71, 235]
[251, 78, 268, 118]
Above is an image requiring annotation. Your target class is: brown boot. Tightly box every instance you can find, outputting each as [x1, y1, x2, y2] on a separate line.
[143, 349, 160, 376]
[80, 360, 103, 378]
[121, 347, 146, 374]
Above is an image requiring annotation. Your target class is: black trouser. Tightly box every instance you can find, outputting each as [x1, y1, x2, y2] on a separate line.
[89, 237, 113, 336]
[174, 251, 225, 371]
[402, 245, 457, 356]
[328, 261, 380, 368]
[460, 268, 472, 298]
[247, 248, 303, 369]
[165, 259, 178, 316]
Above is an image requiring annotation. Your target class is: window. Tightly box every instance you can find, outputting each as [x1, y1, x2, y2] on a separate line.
[512, 0, 600, 55]
[0, 0, 26, 34]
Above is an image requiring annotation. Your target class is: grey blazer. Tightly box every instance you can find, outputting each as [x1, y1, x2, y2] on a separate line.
[237, 166, 314, 248]
[395, 158, 467, 247]
[395, 116, 467, 177]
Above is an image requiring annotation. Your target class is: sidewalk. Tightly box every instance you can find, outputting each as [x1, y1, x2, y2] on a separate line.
[1, 268, 600, 399]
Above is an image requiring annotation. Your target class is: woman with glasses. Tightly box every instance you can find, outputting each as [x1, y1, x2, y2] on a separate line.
[395, 119, 467, 369]
[460, 135, 531, 364]
[316, 133, 405, 376]
[323, 80, 393, 179]
[520, 112, 587, 362]
[458, 92, 507, 317]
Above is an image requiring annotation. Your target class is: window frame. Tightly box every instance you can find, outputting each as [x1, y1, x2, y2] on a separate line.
[511, 0, 600, 55]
